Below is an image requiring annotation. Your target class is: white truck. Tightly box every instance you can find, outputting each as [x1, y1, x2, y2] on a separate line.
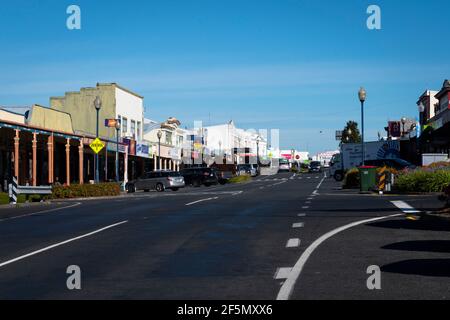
[330, 141, 401, 181]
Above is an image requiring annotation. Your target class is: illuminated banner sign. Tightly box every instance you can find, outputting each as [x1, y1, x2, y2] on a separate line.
[105, 119, 120, 128]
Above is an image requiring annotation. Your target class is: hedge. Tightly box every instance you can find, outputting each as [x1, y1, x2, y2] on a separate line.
[395, 170, 450, 193]
[49, 183, 121, 199]
[0, 193, 42, 205]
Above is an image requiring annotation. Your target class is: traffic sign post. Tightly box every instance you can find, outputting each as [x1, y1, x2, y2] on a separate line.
[90, 138, 105, 154]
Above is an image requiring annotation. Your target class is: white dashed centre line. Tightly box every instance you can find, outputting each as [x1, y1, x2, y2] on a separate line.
[286, 238, 301, 248]
[185, 197, 219, 206]
[292, 222, 304, 228]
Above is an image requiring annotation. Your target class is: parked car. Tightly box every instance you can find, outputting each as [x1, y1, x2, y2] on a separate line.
[308, 161, 323, 173]
[210, 164, 236, 184]
[364, 158, 416, 171]
[127, 171, 185, 193]
[180, 167, 219, 187]
[237, 164, 257, 177]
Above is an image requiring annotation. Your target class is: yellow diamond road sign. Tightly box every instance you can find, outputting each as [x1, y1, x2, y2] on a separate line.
[90, 138, 105, 154]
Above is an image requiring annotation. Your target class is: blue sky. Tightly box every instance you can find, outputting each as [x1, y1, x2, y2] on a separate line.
[1, 0, 449, 154]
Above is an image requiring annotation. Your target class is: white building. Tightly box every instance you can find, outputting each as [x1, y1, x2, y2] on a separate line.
[313, 150, 340, 166]
[143, 117, 186, 171]
[205, 121, 268, 164]
[114, 85, 144, 142]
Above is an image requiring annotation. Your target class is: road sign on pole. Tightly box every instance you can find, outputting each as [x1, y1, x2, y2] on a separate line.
[90, 138, 105, 154]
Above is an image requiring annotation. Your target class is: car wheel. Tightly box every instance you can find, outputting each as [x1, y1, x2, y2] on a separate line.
[156, 183, 165, 192]
[334, 172, 344, 182]
[127, 184, 136, 193]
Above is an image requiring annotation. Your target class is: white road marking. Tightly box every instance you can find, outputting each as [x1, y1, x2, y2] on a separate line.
[297, 213, 306, 217]
[403, 210, 421, 214]
[185, 197, 219, 206]
[391, 201, 414, 211]
[286, 238, 301, 248]
[307, 197, 313, 200]
[305, 201, 311, 204]
[292, 222, 304, 228]
[0, 202, 82, 223]
[274, 267, 292, 280]
[0, 220, 128, 268]
[391, 201, 422, 214]
[302, 206, 309, 209]
[276, 213, 402, 300]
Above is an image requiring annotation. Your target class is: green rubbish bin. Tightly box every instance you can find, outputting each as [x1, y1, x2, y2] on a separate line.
[358, 166, 378, 192]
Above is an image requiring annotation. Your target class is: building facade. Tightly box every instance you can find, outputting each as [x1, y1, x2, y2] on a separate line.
[418, 80, 450, 156]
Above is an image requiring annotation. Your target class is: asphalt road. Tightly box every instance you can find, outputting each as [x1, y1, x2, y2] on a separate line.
[0, 171, 449, 300]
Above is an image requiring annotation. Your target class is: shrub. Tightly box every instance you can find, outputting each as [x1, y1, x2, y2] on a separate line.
[50, 183, 121, 199]
[343, 168, 360, 189]
[395, 170, 450, 193]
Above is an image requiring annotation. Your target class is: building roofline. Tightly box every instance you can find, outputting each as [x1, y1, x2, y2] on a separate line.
[0, 107, 28, 116]
[0, 118, 82, 138]
[97, 82, 144, 99]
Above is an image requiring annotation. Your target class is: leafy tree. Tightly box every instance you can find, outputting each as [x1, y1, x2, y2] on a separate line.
[340, 121, 361, 145]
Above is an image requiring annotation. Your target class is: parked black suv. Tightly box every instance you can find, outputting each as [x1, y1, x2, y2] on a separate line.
[180, 167, 219, 187]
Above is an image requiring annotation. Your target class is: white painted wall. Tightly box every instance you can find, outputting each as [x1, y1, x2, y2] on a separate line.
[115, 87, 144, 141]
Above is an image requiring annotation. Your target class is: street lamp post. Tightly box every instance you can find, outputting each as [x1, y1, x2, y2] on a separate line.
[115, 121, 120, 182]
[401, 117, 407, 137]
[157, 130, 162, 170]
[358, 88, 366, 166]
[94, 96, 102, 183]
[256, 136, 261, 166]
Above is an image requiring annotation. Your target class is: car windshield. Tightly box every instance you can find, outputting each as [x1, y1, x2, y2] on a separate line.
[311, 162, 321, 166]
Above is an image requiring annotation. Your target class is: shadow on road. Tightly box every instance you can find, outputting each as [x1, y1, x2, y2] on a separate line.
[381, 259, 450, 277]
[382, 240, 450, 253]
[367, 219, 450, 232]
